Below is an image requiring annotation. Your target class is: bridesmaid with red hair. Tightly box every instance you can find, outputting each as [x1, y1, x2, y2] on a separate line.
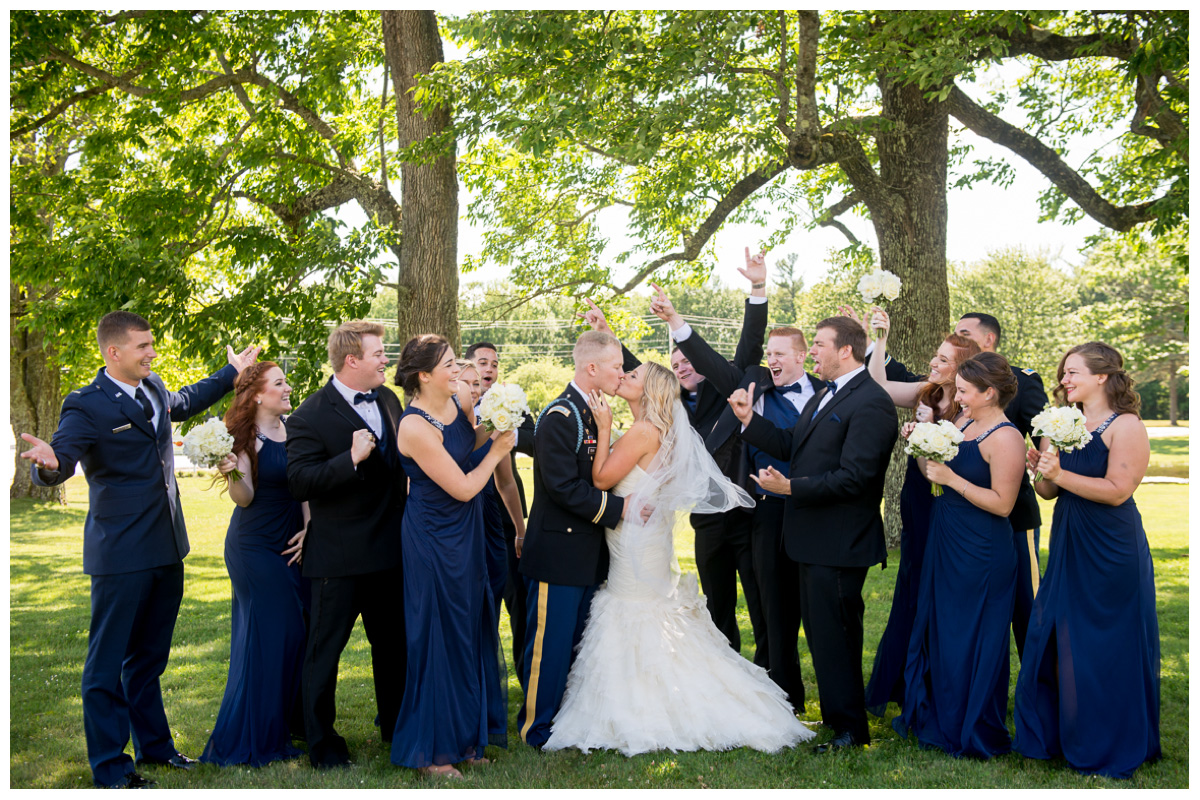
[202, 361, 310, 767]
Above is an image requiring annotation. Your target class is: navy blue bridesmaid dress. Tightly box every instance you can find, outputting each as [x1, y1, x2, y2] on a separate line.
[1013, 413, 1160, 778]
[391, 401, 506, 769]
[866, 455, 935, 716]
[894, 421, 1017, 758]
[202, 434, 309, 766]
[468, 440, 510, 741]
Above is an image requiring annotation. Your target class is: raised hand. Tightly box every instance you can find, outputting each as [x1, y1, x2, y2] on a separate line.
[727, 382, 755, 426]
[738, 246, 768, 288]
[577, 298, 612, 333]
[836, 305, 871, 337]
[914, 401, 933, 424]
[901, 421, 918, 440]
[869, 306, 890, 338]
[226, 344, 262, 374]
[585, 390, 613, 431]
[19, 433, 59, 472]
[648, 283, 682, 327]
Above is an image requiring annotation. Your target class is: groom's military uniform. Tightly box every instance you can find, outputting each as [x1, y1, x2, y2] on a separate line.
[518, 382, 625, 749]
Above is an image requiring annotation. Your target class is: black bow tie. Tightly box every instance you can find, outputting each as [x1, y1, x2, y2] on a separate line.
[354, 390, 379, 405]
[778, 381, 806, 395]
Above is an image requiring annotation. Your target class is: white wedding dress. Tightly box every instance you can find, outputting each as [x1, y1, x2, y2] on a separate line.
[543, 464, 814, 756]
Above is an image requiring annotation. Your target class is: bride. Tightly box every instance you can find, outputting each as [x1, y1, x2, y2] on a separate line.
[543, 361, 814, 756]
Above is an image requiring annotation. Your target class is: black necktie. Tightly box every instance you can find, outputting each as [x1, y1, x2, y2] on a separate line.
[778, 381, 806, 395]
[354, 390, 379, 405]
[134, 387, 154, 421]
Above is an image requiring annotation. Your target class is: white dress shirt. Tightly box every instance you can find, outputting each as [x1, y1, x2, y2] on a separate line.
[104, 369, 161, 431]
[331, 375, 383, 439]
[814, 364, 866, 416]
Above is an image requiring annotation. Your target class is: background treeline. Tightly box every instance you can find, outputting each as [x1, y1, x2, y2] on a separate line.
[368, 232, 1189, 422]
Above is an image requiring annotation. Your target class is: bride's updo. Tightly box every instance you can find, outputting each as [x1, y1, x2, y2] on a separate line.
[640, 361, 681, 439]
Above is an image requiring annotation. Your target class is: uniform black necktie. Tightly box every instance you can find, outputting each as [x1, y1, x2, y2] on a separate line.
[354, 390, 379, 405]
[134, 387, 154, 421]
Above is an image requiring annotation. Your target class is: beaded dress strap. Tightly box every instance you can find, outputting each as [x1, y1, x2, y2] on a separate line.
[1092, 412, 1120, 436]
[255, 432, 269, 443]
[409, 406, 445, 432]
[965, 420, 1015, 443]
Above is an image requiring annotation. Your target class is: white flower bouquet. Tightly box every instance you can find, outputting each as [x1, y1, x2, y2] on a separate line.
[478, 382, 531, 433]
[904, 419, 965, 496]
[1029, 405, 1092, 482]
[181, 417, 242, 480]
[856, 269, 902, 339]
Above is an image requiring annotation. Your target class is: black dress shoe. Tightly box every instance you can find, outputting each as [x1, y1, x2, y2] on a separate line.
[812, 732, 865, 754]
[101, 772, 157, 789]
[136, 752, 198, 770]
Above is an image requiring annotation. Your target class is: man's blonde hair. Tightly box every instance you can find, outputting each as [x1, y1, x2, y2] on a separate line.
[573, 330, 621, 366]
[328, 321, 386, 372]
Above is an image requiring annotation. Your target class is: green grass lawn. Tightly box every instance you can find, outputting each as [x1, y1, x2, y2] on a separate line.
[1148, 436, 1190, 478]
[10, 473, 1188, 789]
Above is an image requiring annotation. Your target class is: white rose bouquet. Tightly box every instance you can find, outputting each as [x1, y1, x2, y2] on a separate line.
[856, 269, 902, 338]
[181, 417, 242, 480]
[1029, 405, 1092, 482]
[479, 382, 531, 433]
[904, 419, 965, 496]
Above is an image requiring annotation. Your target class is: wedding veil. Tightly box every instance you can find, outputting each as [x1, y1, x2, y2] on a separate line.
[620, 398, 756, 597]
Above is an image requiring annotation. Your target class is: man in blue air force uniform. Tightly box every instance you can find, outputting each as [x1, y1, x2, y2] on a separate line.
[20, 310, 257, 789]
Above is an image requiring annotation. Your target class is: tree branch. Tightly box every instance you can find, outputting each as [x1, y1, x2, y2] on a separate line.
[612, 161, 790, 295]
[946, 84, 1167, 231]
[997, 23, 1134, 61]
[10, 83, 115, 138]
[1131, 72, 1188, 160]
[813, 191, 863, 246]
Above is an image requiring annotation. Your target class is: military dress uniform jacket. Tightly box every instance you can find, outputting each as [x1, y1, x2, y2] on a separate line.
[519, 384, 625, 587]
[32, 365, 237, 575]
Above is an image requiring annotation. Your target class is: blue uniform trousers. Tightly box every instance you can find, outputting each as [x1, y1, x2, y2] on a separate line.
[84, 561, 184, 787]
[517, 579, 597, 749]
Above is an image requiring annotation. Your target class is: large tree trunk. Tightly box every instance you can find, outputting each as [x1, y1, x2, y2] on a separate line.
[869, 77, 951, 548]
[381, 11, 460, 352]
[10, 284, 64, 502]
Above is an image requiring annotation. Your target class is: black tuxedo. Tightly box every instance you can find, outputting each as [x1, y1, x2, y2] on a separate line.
[670, 300, 768, 662]
[285, 378, 408, 767]
[740, 367, 899, 742]
[701, 364, 821, 707]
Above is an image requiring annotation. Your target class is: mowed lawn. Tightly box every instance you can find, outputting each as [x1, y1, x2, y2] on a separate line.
[10, 466, 1189, 789]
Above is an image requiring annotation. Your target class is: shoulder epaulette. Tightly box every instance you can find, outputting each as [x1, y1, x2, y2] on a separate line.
[547, 406, 570, 417]
[74, 385, 99, 396]
[1021, 368, 1037, 376]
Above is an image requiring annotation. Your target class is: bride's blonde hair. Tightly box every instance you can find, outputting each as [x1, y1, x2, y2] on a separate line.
[639, 361, 680, 441]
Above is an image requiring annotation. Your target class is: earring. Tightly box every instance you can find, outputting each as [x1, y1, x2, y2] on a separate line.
[256, 399, 262, 404]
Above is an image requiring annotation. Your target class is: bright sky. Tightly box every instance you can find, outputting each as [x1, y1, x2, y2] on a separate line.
[347, 32, 1112, 297]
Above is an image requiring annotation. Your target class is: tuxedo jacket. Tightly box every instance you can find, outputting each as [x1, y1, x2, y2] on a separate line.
[520, 384, 625, 586]
[32, 365, 237, 575]
[702, 366, 822, 490]
[740, 369, 899, 567]
[676, 299, 768, 437]
[285, 379, 407, 578]
[887, 353, 1047, 531]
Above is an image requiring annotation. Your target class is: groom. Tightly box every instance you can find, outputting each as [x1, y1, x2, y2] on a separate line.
[517, 330, 630, 749]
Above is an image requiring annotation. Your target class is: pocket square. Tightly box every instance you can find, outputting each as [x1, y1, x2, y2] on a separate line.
[112, 423, 133, 433]
[830, 414, 842, 423]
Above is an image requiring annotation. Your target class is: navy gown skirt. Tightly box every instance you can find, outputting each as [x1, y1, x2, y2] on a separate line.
[202, 436, 309, 766]
[1013, 414, 1160, 778]
[894, 422, 1017, 759]
[391, 403, 506, 768]
[866, 456, 934, 716]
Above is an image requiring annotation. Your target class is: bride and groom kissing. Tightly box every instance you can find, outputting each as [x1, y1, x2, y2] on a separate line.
[517, 328, 812, 756]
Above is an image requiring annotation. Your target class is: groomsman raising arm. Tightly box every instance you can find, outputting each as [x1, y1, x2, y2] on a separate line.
[20, 310, 257, 789]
